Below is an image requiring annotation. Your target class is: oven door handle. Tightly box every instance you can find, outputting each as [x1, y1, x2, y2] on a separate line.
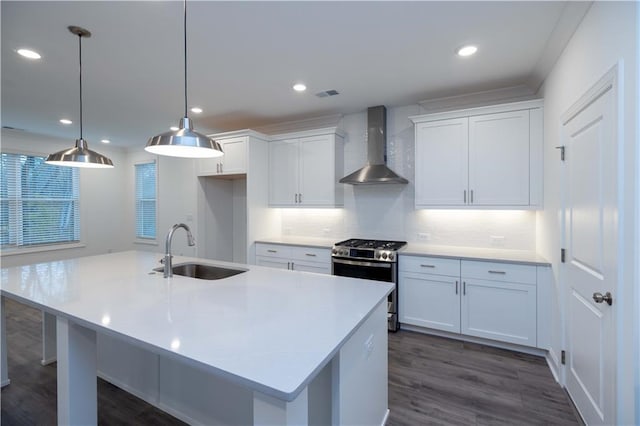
[332, 258, 392, 269]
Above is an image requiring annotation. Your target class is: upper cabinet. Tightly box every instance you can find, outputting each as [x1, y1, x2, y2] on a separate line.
[410, 100, 543, 209]
[269, 128, 344, 207]
[198, 133, 250, 177]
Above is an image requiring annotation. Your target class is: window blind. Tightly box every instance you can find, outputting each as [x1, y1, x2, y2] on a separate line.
[1, 153, 80, 248]
[135, 162, 156, 239]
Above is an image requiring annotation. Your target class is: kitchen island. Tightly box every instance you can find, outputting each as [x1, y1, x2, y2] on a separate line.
[0, 251, 393, 425]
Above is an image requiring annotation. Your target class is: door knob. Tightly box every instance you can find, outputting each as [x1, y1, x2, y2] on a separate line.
[592, 291, 613, 306]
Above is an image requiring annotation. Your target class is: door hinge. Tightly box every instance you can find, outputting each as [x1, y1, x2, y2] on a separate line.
[555, 146, 565, 161]
[560, 248, 566, 263]
[561, 350, 566, 365]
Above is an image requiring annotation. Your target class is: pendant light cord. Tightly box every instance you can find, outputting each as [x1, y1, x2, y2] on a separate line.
[183, 0, 188, 118]
[78, 33, 83, 139]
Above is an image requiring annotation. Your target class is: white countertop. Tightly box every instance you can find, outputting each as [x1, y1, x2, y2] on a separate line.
[255, 236, 337, 249]
[0, 250, 393, 401]
[402, 243, 550, 266]
[255, 237, 550, 266]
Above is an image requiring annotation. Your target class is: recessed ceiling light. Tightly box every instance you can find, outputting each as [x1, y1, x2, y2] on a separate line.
[101, 139, 110, 144]
[59, 118, 72, 125]
[293, 83, 307, 92]
[170, 126, 179, 131]
[17, 48, 41, 59]
[457, 45, 478, 57]
[190, 107, 203, 114]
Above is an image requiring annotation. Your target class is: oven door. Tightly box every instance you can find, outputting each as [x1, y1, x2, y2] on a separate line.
[332, 257, 395, 282]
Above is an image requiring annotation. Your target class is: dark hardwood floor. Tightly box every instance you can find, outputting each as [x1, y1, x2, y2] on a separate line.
[1, 298, 580, 425]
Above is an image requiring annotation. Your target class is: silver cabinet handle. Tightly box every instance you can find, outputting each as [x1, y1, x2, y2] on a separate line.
[220, 163, 223, 173]
[267, 249, 277, 253]
[488, 270, 506, 275]
[299, 193, 302, 203]
[463, 281, 466, 295]
[290, 262, 295, 270]
[455, 280, 458, 295]
[464, 190, 467, 203]
[420, 264, 435, 268]
[294, 193, 298, 203]
[305, 253, 317, 257]
[216, 163, 219, 173]
[470, 190, 474, 203]
[593, 292, 613, 306]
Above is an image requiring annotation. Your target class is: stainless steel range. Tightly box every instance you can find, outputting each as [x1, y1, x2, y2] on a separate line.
[331, 239, 407, 331]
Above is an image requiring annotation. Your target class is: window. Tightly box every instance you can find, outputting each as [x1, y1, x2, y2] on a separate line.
[135, 162, 156, 239]
[1, 152, 80, 249]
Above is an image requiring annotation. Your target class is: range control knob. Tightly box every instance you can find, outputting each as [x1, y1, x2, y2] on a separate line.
[389, 253, 395, 261]
[381, 252, 388, 260]
[332, 248, 337, 255]
[376, 253, 381, 259]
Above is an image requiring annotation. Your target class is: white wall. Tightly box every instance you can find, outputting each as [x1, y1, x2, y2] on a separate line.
[278, 104, 538, 251]
[0, 130, 129, 267]
[536, 2, 638, 424]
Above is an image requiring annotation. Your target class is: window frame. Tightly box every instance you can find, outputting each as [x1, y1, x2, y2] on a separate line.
[0, 148, 86, 256]
[134, 160, 158, 244]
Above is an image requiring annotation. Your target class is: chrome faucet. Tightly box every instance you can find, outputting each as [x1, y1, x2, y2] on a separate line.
[163, 223, 195, 278]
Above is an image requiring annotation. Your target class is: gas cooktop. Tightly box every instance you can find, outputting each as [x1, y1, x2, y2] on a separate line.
[332, 239, 407, 262]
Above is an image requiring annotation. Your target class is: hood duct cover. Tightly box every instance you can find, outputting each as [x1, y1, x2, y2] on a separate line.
[339, 106, 408, 185]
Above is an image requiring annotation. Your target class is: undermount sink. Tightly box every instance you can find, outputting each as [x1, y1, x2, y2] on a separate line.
[154, 263, 247, 280]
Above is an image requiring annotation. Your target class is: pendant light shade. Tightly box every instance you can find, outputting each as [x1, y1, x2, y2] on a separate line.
[46, 26, 114, 169]
[145, 0, 223, 158]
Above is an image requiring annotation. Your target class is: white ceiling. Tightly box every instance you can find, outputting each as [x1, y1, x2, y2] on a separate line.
[1, 1, 590, 149]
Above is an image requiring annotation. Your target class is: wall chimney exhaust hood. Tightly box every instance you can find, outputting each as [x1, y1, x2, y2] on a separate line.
[339, 106, 408, 185]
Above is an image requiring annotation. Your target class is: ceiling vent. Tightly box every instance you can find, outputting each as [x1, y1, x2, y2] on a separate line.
[315, 89, 340, 98]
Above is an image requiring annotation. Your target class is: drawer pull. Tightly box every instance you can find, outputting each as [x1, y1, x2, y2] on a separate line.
[420, 264, 435, 268]
[455, 280, 458, 295]
[305, 253, 317, 257]
[267, 249, 277, 253]
[488, 270, 506, 275]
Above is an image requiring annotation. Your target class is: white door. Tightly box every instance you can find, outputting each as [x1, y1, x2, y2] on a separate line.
[563, 76, 617, 425]
[414, 118, 469, 206]
[469, 110, 530, 206]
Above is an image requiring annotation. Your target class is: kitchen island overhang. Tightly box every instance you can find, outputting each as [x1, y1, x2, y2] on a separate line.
[1, 250, 393, 425]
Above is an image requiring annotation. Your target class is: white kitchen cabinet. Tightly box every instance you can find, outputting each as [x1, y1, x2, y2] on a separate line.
[398, 256, 461, 333]
[268, 128, 344, 207]
[255, 243, 331, 274]
[399, 254, 542, 348]
[198, 136, 247, 177]
[410, 100, 543, 209]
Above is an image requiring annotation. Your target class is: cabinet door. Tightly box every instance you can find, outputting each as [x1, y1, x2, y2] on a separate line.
[461, 278, 536, 346]
[298, 135, 335, 206]
[468, 110, 530, 206]
[415, 118, 469, 206]
[269, 139, 299, 206]
[398, 272, 460, 333]
[255, 256, 290, 270]
[197, 158, 223, 176]
[219, 137, 246, 175]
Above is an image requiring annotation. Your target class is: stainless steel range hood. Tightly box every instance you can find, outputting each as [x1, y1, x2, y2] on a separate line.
[339, 106, 408, 185]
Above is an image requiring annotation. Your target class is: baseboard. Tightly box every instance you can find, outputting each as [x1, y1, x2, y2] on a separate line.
[1, 379, 10, 387]
[40, 357, 56, 366]
[399, 324, 546, 357]
[381, 408, 390, 426]
[545, 350, 562, 385]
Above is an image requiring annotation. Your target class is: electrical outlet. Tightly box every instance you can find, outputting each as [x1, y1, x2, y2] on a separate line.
[364, 334, 374, 358]
[417, 233, 430, 242]
[490, 236, 505, 247]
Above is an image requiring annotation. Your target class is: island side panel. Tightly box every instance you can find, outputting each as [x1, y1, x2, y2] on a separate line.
[1, 297, 10, 387]
[332, 299, 389, 425]
[41, 311, 56, 365]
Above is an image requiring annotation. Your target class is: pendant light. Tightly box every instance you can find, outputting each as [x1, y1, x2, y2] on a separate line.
[145, 0, 223, 158]
[46, 26, 114, 168]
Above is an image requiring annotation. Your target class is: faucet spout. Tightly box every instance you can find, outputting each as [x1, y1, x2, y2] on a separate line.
[163, 223, 195, 278]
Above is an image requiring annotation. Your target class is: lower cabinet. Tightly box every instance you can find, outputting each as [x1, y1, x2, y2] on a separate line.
[399, 255, 541, 348]
[255, 243, 331, 274]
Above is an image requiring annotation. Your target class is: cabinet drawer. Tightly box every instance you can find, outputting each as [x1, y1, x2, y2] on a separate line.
[290, 246, 331, 263]
[461, 261, 536, 285]
[399, 255, 460, 276]
[255, 243, 292, 258]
